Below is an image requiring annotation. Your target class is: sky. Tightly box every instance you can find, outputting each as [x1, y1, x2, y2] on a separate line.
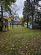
[14, 0, 41, 17]
[3, 0, 26, 17]
[38, 1, 41, 5]
[3, 0, 41, 17]
[15, 0, 26, 17]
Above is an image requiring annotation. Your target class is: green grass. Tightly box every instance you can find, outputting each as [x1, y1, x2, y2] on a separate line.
[0, 27, 41, 55]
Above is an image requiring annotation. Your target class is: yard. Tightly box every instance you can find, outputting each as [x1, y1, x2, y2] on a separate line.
[0, 27, 41, 55]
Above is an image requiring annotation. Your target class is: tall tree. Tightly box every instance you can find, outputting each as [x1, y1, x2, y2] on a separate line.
[0, 0, 16, 31]
[23, 0, 35, 28]
[23, 0, 32, 28]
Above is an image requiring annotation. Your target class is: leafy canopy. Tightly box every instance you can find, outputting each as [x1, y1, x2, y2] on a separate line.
[0, 0, 16, 11]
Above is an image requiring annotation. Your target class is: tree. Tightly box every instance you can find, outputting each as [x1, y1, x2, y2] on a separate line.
[23, 0, 32, 28]
[23, 0, 35, 28]
[0, 0, 16, 31]
[10, 3, 20, 16]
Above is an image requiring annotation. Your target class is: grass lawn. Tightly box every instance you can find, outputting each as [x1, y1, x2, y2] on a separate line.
[0, 27, 41, 55]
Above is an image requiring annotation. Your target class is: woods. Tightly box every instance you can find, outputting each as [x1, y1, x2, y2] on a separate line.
[23, 0, 41, 29]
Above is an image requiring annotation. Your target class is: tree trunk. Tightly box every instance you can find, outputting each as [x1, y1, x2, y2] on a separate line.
[0, 5, 3, 31]
[32, 13, 33, 29]
[27, 16, 29, 28]
[27, 19, 28, 28]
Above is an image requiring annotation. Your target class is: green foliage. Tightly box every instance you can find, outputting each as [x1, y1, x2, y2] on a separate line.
[0, 0, 16, 31]
[23, 0, 31, 18]
[0, 0, 16, 11]
[23, 0, 35, 19]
